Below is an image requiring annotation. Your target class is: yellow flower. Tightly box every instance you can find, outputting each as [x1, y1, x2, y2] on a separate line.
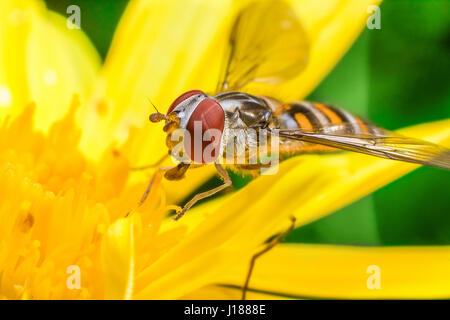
[0, 0, 449, 300]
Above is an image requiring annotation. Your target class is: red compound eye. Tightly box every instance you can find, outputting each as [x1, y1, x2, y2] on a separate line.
[167, 90, 204, 114]
[185, 98, 224, 163]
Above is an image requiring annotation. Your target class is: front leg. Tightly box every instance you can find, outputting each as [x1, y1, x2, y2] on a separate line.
[126, 163, 190, 218]
[129, 153, 169, 171]
[173, 162, 232, 221]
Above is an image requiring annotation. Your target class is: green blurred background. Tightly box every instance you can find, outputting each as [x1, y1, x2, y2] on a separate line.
[45, 0, 450, 245]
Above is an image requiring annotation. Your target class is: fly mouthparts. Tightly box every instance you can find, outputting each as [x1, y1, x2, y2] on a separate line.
[149, 112, 166, 123]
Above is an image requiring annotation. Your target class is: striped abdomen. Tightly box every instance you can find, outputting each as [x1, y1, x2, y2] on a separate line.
[274, 101, 375, 133]
[272, 101, 379, 155]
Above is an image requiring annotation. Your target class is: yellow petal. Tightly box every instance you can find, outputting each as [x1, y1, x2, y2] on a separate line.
[134, 119, 449, 299]
[288, 0, 382, 99]
[245, 0, 382, 100]
[159, 194, 231, 235]
[181, 285, 293, 300]
[101, 217, 135, 299]
[219, 243, 450, 299]
[0, 0, 101, 130]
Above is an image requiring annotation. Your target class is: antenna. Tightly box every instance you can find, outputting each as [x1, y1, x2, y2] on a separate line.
[147, 97, 167, 123]
[147, 97, 160, 114]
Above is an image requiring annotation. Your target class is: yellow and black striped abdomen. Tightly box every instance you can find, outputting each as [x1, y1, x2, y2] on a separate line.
[273, 101, 376, 155]
[275, 101, 374, 134]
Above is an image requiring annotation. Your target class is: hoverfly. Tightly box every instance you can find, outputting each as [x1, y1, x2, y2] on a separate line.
[142, 0, 450, 222]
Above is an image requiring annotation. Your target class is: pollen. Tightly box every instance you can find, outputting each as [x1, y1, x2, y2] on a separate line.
[0, 96, 176, 299]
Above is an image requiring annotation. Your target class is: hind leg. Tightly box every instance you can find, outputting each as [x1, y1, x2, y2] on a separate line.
[242, 216, 296, 300]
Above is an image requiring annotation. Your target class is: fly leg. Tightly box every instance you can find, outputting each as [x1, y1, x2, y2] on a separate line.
[241, 216, 296, 300]
[125, 163, 190, 217]
[172, 162, 232, 221]
[129, 153, 169, 171]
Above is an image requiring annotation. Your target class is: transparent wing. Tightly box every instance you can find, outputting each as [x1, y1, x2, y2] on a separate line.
[216, 0, 309, 92]
[273, 122, 450, 170]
